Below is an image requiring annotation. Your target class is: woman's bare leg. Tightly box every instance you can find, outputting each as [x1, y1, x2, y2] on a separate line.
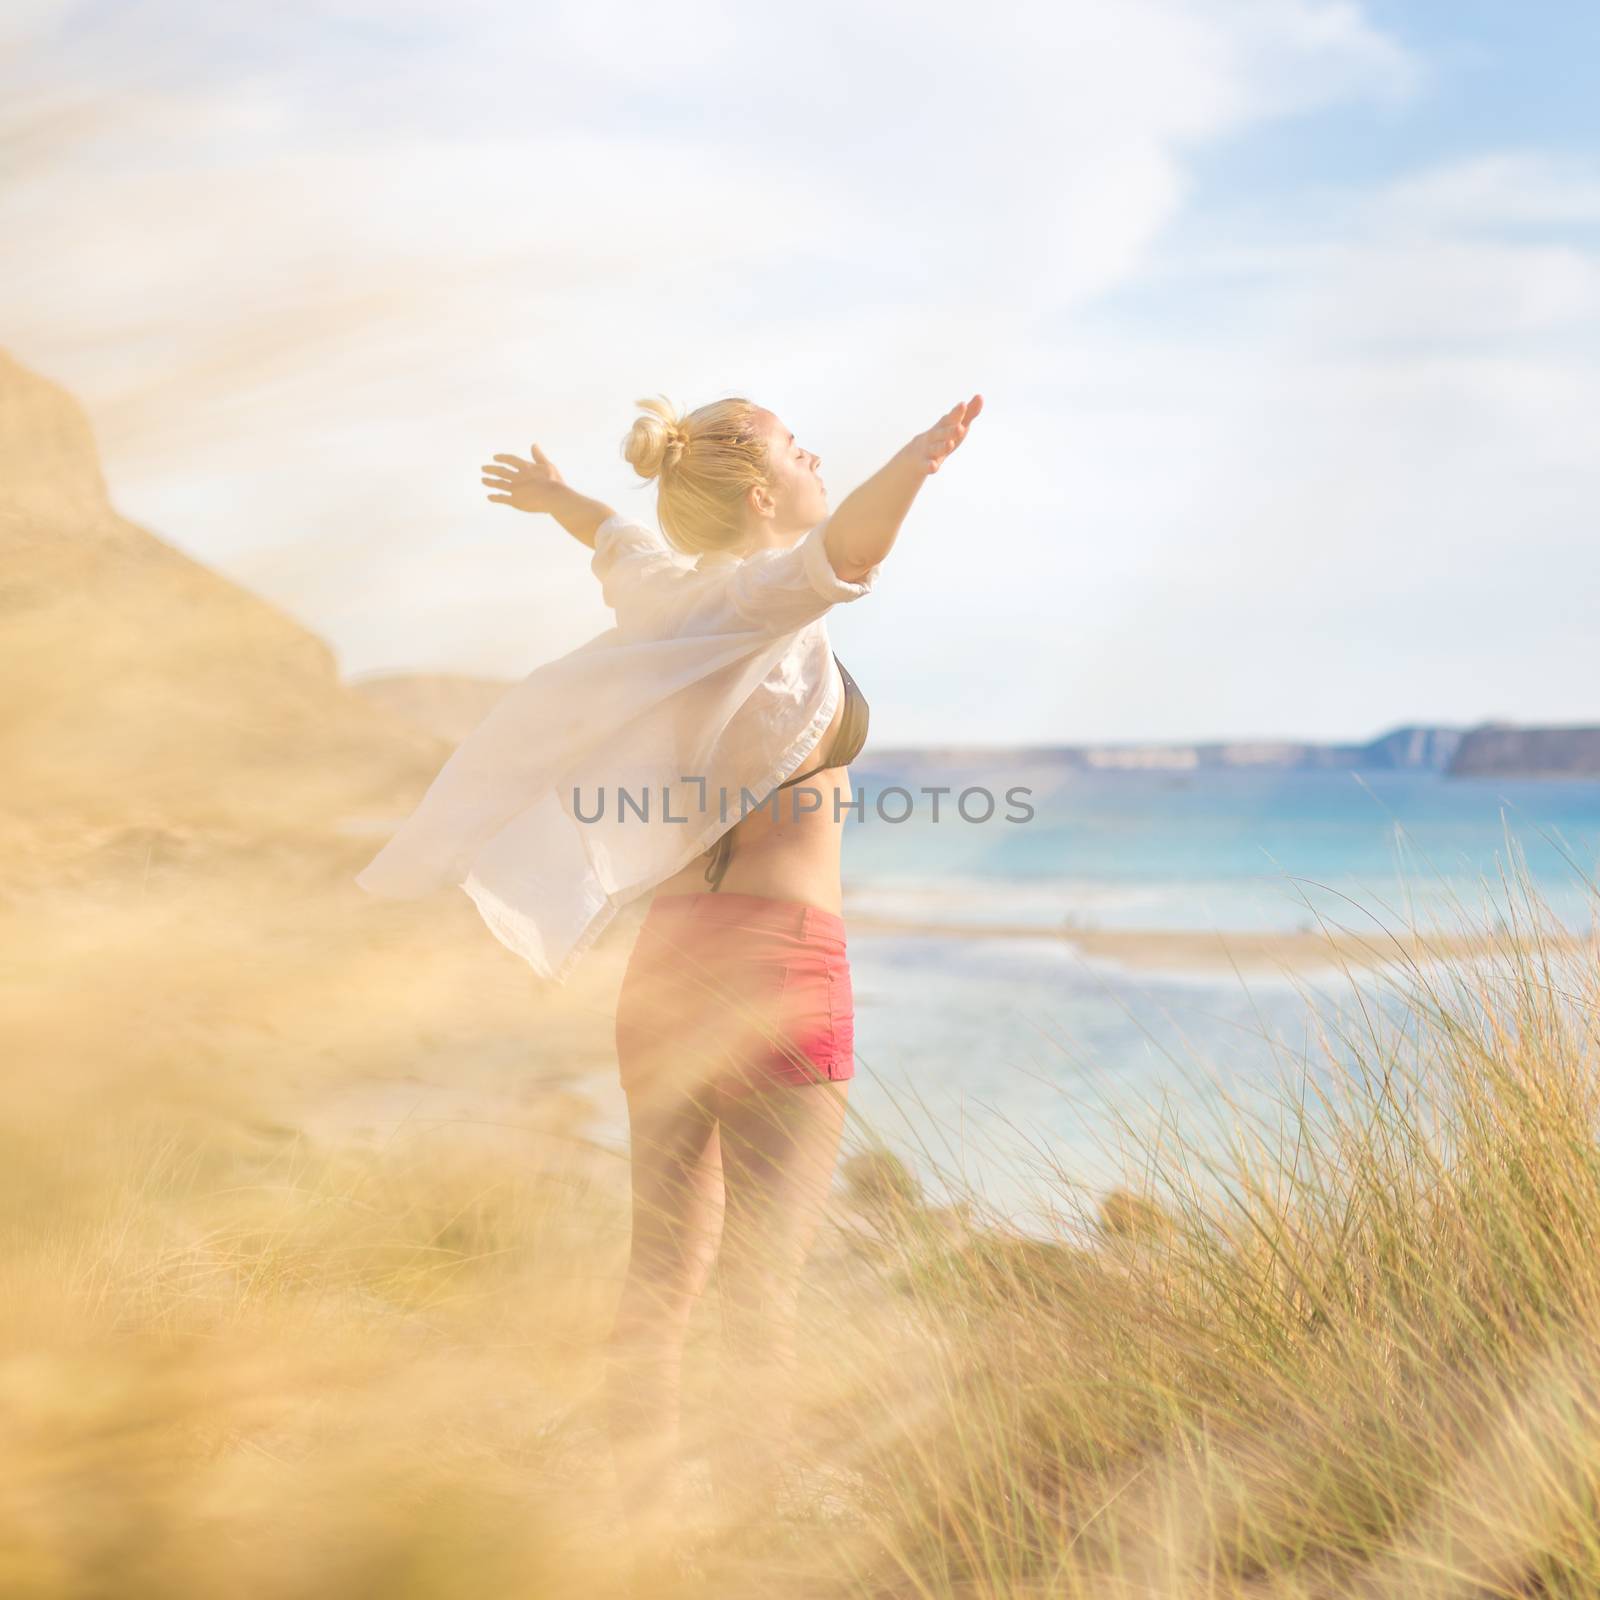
[604, 1081, 725, 1550]
[711, 1078, 850, 1526]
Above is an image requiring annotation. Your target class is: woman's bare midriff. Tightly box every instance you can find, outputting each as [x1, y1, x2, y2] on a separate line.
[650, 668, 852, 916]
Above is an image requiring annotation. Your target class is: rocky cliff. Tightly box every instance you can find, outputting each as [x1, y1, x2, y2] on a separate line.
[1448, 724, 1600, 778]
[0, 349, 450, 883]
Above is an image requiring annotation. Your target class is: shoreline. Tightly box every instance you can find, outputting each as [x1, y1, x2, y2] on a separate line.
[841, 911, 1597, 978]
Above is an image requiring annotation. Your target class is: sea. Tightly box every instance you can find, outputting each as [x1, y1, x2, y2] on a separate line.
[829, 762, 1600, 1230]
[347, 757, 1600, 1232]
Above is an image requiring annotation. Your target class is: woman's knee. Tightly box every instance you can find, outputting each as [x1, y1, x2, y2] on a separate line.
[609, 1266, 709, 1344]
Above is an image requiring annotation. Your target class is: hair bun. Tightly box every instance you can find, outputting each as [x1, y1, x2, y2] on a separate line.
[621, 395, 690, 481]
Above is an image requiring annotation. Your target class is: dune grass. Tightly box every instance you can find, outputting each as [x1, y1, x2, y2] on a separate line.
[6, 826, 1600, 1598]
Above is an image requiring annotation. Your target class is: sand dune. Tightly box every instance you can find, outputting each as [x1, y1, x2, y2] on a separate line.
[0, 349, 459, 883]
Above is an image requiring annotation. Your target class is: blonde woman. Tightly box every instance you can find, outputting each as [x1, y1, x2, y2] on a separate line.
[356, 390, 982, 1553]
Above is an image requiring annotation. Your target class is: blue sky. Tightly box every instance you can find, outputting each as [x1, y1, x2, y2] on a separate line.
[3, 0, 1596, 745]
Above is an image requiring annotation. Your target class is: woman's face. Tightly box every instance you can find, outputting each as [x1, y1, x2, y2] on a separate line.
[755, 410, 828, 541]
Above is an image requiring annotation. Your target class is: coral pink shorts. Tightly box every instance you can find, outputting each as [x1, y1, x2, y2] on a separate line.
[616, 891, 856, 1101]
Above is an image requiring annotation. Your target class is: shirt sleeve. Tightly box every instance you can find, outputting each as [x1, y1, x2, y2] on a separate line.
[726, 517, 883, 634]
[589, 514, 684, 612]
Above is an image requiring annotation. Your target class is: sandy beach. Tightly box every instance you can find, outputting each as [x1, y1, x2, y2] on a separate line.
[843, 909, 1597, 978]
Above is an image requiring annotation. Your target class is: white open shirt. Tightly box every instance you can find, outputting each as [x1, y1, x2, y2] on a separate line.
[354, 511, 882, 984]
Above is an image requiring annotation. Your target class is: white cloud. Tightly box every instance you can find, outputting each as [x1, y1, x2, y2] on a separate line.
[945, 150, 1600, 744]
[35, 2, 1600, 747]
[1281, 238, 1600, 342]
[1372, 153, 1600, 230]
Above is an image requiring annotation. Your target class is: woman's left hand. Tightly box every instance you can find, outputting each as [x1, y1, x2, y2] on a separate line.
[481, 444, 567, 513]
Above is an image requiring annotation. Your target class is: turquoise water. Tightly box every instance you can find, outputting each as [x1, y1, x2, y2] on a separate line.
[835, 766, 1600, 1227]
[842, 764, 1600, 933]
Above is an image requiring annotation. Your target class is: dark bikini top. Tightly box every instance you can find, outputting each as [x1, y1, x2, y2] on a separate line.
[702, 652, 868, 892]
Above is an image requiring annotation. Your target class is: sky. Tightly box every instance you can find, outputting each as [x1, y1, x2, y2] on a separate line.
[4, 0, 1597, 746]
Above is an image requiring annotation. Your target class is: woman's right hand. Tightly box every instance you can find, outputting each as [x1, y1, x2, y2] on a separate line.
[904, 394, 984, 477]
[481, 444, 568, 513]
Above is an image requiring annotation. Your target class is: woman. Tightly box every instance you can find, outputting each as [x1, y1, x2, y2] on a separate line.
[364, 389, 981, 1554]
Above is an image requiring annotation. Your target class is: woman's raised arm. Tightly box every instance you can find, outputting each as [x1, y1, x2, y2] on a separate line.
[480, 445, 617, 549]
[823, 394, 983, 581]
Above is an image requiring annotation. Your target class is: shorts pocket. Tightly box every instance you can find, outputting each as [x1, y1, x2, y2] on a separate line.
[825, 958, 856, 1079]
[722, 956, 793, 1057]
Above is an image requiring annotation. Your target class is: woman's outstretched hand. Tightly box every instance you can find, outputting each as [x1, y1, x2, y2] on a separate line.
[906, 394, 983, 476]
[481, 444, 567, 513]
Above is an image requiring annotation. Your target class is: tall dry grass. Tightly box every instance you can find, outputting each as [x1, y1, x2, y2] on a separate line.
[13, 340, 1600, 1592]
[9, 812, 1600, 1597]
[820, 852, 1600, 1600]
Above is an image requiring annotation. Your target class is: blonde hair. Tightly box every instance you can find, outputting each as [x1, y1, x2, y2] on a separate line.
[620, 393, 771, 556]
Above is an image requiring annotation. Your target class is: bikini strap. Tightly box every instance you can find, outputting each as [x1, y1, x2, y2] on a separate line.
[778, 759, 830, 790]
[703, 830, 732, 891]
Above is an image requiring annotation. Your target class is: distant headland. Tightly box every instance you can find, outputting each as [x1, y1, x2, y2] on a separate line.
[860, 722, 1600, 779]
[348, 669, 1600, 782]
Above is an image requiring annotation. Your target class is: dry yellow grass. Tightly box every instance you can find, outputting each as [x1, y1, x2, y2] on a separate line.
[11, 348, 1600, 1596]
[12, 842, 1600, 1598]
